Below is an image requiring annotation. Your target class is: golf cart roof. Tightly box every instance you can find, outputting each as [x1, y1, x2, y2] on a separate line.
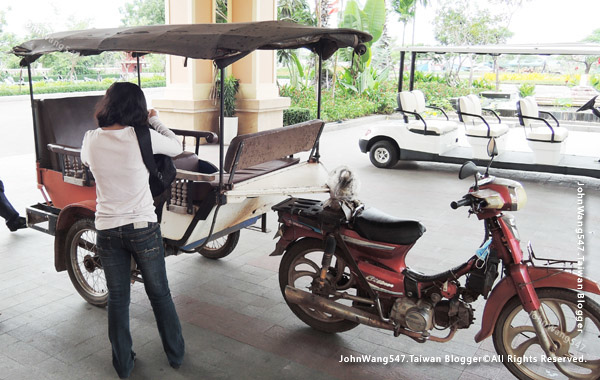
[12, 21, 372, 68]
[398, 43, 600, 56]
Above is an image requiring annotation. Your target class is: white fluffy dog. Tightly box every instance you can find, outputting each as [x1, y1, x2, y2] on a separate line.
[324, 165, 361, 210]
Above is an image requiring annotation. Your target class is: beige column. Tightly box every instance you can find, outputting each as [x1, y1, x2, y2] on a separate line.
[152, 0, 219, 133]
[156, 0, 290, 136]
[230, 0, 290, 134]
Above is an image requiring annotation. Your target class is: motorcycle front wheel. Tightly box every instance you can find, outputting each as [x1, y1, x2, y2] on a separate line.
[279, 238, 360, 333]
[493, 288, 600, 380]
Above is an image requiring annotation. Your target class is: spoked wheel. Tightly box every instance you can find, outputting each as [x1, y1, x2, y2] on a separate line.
[196, 231, 240, 260]
[369, 140, 398, 169]
[493, 288, 600, 380]
[65, 218, 108, 307]
[279, 238, 360, 333]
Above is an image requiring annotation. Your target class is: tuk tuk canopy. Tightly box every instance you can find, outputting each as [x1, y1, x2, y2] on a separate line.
[12, 21, 372, 68]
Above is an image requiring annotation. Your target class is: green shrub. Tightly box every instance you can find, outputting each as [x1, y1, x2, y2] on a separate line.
[590, 75, 600, 91]
[0, 75, 166, 97]
[215, 75, 239, 117]
[518, 83, 536, 98]
[283, 107, 312, 126]
[279, 76, 485, 122]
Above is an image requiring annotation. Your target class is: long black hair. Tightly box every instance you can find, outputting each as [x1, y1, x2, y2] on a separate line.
[95, 82, 148, 129]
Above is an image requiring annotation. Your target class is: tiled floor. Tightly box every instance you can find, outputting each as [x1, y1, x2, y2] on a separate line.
[1, 104, 599, 379]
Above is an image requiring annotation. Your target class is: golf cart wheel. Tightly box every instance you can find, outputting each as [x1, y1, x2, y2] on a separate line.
[369, 140, 398, 168]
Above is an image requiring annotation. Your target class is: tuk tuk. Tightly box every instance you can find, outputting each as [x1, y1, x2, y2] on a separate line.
[12, 21, 371, 306]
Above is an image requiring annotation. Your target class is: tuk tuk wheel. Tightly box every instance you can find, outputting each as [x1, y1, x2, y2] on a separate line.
[195, 231, 240, 260]
[65, 218, 108, 307]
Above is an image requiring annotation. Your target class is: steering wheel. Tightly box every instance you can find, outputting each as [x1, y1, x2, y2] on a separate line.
[576, 95, 600, 118]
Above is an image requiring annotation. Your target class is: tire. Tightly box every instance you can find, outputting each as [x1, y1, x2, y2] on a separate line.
[369, 140, 398, 168]
[65, 218, 108, 307]
[493, 288, 600, 380]
[279, 238, 360, 333]
[196, 231, 240, 260]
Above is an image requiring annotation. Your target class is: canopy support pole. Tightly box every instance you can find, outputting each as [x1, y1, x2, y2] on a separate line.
[136, 55, 141, 87]
[409, 52, 417, 91]
[27, 64, 40, 161]
[398, 51, 405, 93]
[218, 68, 225, 192]
[314, 53, 323, 162]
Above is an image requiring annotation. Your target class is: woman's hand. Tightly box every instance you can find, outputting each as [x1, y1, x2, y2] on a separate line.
[148, 109, 158, 119]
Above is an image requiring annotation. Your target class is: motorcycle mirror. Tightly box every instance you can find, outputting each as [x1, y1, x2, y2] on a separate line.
[487, 138, 498, 158]
[459, 161, 479, 180]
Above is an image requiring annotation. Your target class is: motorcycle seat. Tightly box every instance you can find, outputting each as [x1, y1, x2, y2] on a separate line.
[354, 208, 425, 245]
[403, 261, 471, 283]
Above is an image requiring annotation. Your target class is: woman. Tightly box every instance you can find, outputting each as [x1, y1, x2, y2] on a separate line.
[81, 82, 184, 379]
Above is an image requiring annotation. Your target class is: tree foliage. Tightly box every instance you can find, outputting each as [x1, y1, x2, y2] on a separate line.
[120, 0, 165, 26]
[576, 28, 600, 75]
[0, 9, 21, 71]
[391, 0, 428, 45]
[277, 0, 315, 25]
[433, 0, 513, 83]
[433, 0, 512, 46]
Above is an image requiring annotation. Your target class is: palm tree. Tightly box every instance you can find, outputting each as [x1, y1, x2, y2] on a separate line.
[391, 0, 429, 46]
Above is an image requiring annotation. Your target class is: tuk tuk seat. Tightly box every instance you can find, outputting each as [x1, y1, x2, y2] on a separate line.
[171, 119, 324, 212]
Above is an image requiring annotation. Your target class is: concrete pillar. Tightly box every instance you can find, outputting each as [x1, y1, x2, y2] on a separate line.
[153, 0, 218, 133]
[230, 0, 290, 134]
[154, 0, 290, 137]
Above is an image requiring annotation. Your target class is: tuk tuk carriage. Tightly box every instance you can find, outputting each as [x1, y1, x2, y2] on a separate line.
[12, 21, 371, 306]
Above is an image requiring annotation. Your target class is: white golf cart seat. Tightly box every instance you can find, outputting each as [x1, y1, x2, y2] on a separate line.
[457, 94, 508, 159]
[516, 96, 568, 165]
[397, 90, 458, 135]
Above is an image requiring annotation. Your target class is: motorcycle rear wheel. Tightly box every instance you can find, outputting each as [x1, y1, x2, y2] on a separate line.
[279, 238, 360, 333]
[493, 288, 600, 380]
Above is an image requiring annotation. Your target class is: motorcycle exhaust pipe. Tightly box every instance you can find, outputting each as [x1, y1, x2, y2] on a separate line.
[284, 286, 394, 331]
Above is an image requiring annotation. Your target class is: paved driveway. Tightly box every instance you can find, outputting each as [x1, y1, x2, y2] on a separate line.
[0, 97, 599, 379]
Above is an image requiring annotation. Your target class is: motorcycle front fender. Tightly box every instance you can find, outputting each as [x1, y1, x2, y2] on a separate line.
[475, 266, 600, 343]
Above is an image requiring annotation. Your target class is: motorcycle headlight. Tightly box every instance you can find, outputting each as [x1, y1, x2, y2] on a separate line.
[507, 183, 527, 211]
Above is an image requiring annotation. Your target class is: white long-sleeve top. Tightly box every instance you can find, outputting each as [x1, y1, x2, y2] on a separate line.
[81, 116, 182, 230]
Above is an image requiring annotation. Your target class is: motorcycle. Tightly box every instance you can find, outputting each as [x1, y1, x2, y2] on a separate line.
[271, 139, 600, 380]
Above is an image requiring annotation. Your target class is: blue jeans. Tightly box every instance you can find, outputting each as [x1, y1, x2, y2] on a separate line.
[0, 179, 19, 224]
[97, 222, 184, 378]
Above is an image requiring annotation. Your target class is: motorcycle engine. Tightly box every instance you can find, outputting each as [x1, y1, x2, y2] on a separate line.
[433, 299, 474, 329]
[391, 298, 434, 333]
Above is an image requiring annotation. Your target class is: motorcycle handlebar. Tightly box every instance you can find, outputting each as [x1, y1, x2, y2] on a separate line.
[451, 197, 471, 209]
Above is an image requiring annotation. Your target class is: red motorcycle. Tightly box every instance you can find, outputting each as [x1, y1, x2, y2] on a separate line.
[271, 141, 600, 380]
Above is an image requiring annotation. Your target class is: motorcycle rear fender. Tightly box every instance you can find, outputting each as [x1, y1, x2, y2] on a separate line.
[269, 222, 322, 256]
[54, 200, 96, 272]
[475, 266, 600, 342]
